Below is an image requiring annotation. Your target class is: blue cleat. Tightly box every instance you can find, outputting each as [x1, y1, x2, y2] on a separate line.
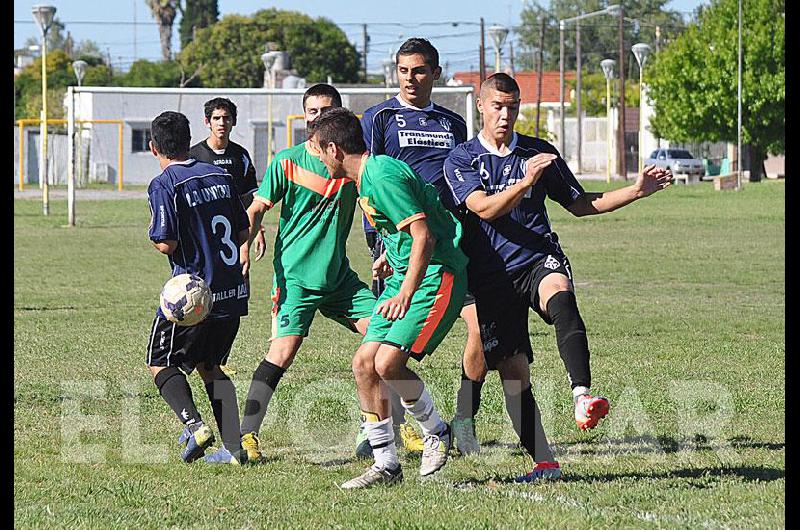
[178, 423, 215, 463]
[204, 446, 244, 465]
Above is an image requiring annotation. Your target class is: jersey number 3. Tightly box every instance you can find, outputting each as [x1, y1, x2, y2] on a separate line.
[211, 215, 238, 266]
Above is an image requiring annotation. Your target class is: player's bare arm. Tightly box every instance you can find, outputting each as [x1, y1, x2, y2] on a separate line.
[465, 153, 556, 221]
[375, 218, 436, 321]
[567, 164, 673, 217]
[153, 240, 177, 255]
[241, 200, 270, 276]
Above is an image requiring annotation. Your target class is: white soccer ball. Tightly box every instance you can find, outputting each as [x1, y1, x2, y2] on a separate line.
[159, 273, 213, 327]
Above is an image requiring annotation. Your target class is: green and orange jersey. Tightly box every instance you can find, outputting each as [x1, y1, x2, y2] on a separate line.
[254, 141, 358, 290]
[357, 154, 468, 276]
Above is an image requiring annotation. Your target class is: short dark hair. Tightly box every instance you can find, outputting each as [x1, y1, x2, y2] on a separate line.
[203, 97, 237, 125]
[481, 73, 520, 95]
[302, 83, 343, 110]
[313, 108, 366, 155]
[396, 38, 439, 69]
[151, 111, 191, 159]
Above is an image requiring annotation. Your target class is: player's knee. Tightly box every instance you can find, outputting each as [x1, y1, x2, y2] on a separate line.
[266, 338, 301, 369]
[351, 349, 375, 380]
[539, 277, 572, 313]
[546, 290, 585, 330]
[373, 350, 401, 381]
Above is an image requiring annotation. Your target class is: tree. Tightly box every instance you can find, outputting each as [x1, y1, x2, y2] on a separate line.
[146, 0, 180, 61]
[179, 9, 360, 88]
[179, 0, 218, 49]
[117, 59, 199, 87]
[646, 0, 784, 179]
[517, 1, 686, 77]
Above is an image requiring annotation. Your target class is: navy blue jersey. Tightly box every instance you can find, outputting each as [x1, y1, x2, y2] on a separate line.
[148, 159, 250, 320]
[443, 133, 584, 284]
[189, 140, 258, 199]
[361, 95, 467, 231]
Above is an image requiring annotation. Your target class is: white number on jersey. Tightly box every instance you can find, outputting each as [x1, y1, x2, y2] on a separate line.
[394, 114, 406, 128]
[211, 215, 238, 266]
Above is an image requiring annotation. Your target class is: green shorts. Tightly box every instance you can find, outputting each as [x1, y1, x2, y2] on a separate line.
[363, 264, 467, 360]
[270, 268, 376, 339]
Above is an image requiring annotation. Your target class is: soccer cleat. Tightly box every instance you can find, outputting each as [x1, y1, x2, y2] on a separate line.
[419, 423, 452, 477]
[204, 446, 244, 465]
[451, 416, 481, 455]
[241, 432, 266, 464]
[340, 465, 403, 489]
[514, 461, 562, 483]
[575, 394, 610, 431]
[354, 424, 373, 459]
[178, 423, 215, 463]
[399, 422, 425, 454]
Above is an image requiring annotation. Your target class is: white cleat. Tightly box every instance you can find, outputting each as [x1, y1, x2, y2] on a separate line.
[420, 423, 452, 477]
[340, 465, 403, 490]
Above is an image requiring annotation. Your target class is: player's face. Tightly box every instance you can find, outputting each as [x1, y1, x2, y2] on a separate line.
[316, 139, 345, 178]
[478, 88, 520, 144]
[396, 53, 441, 107]
[207, 108, 233, 140]
[304, 95, 336, 125]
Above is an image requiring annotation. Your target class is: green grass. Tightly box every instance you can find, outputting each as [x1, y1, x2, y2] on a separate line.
[14, 179, 784, 528]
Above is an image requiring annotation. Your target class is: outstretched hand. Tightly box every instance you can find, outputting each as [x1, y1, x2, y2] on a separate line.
[635, 164, 674, 198]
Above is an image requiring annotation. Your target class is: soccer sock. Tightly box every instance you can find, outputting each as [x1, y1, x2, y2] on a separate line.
[455, 365, 484, 420]
[547, 291, 591, 390]
[240, 359, 285, 435]
[389, 387, 406, 427]
[572, 386, 591, 402]
[154, 366, 203, 427]
[364, 414, 399, 471]
[504, 385, 555, 463]
[401, 387, 446, 436]
[204, 375, 242, 452]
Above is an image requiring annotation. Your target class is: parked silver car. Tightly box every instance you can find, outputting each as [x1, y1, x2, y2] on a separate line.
[645, 149, 705, 179]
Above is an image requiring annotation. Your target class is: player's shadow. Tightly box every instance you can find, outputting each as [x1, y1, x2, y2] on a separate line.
[452, 465, 784, 488]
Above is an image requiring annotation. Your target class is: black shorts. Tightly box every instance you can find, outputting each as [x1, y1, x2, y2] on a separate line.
[473, 254, 573, 370]
[366, 231, 475, 306]
[145, 315, 241, 374]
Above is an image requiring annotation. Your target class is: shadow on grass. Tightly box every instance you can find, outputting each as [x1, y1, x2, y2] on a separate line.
[549, 435, 785, 456]
[452, 465, 784, 488]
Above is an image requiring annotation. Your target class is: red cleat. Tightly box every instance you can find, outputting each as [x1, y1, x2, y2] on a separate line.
[575, 394, 610, 431]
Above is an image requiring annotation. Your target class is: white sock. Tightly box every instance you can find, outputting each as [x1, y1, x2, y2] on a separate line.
[572, 386, 590, 402]
[365, 417, 399, 471]
[401, 388, 446, 436]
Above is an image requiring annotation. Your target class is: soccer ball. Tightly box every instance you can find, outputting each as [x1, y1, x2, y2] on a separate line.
[159, 273, 213, 327]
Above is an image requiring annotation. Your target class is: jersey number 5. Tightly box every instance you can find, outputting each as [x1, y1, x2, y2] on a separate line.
[394, 114, 406, 128]
[211, 215, 238, 266]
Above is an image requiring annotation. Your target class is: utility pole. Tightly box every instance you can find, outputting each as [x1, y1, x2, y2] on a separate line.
[559, 20, 565, 156]
[362, 24, 368, 83]
[479, 18, 486, 85]
[509, 41, 515, 75]
[655, 25, 661, 54]
[617, 6, 627, 179]
[576, 21, 582, 174]
[535, 16, 545, 137]
[133, 0, 137, 61]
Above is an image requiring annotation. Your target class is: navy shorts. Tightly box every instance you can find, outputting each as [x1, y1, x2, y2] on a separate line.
[145, 315, 240, 374]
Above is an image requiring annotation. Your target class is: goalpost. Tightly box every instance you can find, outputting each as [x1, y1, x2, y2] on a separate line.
[64, 85, 475, 227]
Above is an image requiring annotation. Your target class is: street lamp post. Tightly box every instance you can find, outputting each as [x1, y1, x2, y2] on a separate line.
[487, 25, 509, 73]
[600, 59, 616, 183]
[262, 46, 283, 166]
[67, 60, 87, 227]
[631, 42, 651, 175]
[32, 4, 56, 216]
[559, 5, 620, 171]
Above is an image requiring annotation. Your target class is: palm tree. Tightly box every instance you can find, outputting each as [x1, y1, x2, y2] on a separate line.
[146, 0, 180, 61]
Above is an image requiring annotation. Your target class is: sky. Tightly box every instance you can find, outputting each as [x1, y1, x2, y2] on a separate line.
[15, 0, 707, 76]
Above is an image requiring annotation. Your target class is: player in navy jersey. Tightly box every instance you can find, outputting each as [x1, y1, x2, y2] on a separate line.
[444, 73, 673, 482]
[190, 97, 266, 296]
[146, 111, 251, 465]
[357, 38, 486, 456]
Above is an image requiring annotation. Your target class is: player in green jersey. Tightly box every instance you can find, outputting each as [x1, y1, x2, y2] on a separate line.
[314, 108, 467, 488]
[237, 85, 377, 463]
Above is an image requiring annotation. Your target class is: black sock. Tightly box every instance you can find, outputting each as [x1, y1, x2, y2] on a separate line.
[240, 359, 286, 435]
[155, 367, 202, 427]
[455, 365, 484, 419]
[504, 384, 552, 462]
[204, 375, 242, 452]
[547, 291, 591, 389]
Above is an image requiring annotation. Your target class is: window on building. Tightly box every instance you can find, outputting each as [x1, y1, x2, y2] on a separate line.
[131, 127, 151, 153]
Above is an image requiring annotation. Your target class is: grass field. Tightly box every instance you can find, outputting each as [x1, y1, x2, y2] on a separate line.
[14, 179, 784, 528]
